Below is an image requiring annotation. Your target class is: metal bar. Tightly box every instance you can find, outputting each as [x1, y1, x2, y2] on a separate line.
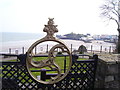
[22, 47, 24, 54]
[109, 46, 111, 53]
[91, 45, 93, 52]
[2, 62, 20, 64]
[71, 44, 72, 52]
[100, 46, 102, 53]
[46, 44, 48, 53]
[64, 56, 66, 73]
[0, 53, 91, 57]
[9, 48, 11, 54]
[41, 69, 46, 81]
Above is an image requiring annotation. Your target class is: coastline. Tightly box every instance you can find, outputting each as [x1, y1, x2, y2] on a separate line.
[0, 39, 115, 54]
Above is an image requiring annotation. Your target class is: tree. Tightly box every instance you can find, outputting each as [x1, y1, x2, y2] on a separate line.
[100, 0, 120, 53]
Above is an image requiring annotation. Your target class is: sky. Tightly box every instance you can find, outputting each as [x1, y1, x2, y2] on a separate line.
[0, 0, 118, 35]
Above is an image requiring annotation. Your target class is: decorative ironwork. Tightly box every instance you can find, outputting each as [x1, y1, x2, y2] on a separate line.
[26, 18, 72, 84]
[1, 54, 98, 89]
[43, 18, 58, 39]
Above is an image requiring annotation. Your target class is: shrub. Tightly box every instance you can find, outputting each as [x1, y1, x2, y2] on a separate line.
[57, 52, 62, 55]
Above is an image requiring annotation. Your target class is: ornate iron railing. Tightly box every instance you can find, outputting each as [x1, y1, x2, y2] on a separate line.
[1, 54, 98, 90]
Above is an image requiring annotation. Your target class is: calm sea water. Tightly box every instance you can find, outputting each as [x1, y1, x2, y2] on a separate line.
[1, 32, 44, 42]
[0, 32, 115, 54]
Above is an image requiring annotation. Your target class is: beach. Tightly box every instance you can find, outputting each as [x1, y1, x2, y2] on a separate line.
[0, 38, 115, 54]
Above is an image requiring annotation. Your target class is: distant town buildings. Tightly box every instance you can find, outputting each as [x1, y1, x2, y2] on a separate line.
[56, 33, 118, 43]
[92, 35, 118, 43]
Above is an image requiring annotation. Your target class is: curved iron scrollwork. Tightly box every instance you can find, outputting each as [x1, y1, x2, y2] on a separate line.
[26, 18, 72, 84]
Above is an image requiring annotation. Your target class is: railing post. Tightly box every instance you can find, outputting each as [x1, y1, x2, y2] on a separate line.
[15, 49, 18, 54]
[100, 46, 102, 53]
[9, 48, 11, 54]
[41, 69, 46, 81]
[64, 56, 66, 73]
[71, 44, 72, 52]
[38, 69, 46, 89]
[105, 48, 107, 54]
[109, 46, 111, 54]
[46, 44, 48, 53]
[91, 45, 93, 52]
[22, 47, 24, 54]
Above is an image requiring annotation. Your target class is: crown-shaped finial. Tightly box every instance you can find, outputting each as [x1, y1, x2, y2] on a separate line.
[43, 18, 58, 38]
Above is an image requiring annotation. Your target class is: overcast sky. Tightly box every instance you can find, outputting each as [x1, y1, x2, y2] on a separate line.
[0, 0, 118, 35]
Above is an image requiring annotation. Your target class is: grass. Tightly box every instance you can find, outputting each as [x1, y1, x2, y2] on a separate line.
[29, 56, 70, 77]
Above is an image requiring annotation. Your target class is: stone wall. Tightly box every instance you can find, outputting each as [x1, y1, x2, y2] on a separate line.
[94, 54, 120, 89]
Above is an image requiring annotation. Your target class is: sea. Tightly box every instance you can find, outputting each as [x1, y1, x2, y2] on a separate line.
[0, 32, 116, 54]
